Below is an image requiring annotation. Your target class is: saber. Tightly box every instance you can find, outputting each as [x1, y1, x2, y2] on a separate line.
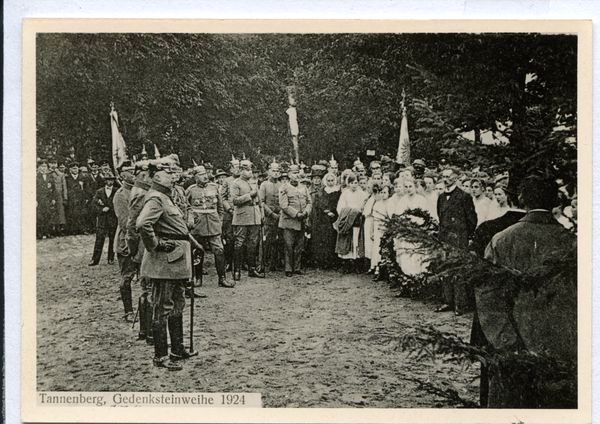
[187, 234, 202, 357]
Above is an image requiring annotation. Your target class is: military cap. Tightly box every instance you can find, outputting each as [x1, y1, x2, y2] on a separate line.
[278, 171, 290, 180]
[79, 166, 89, 172]
[268, 161, 281, 171]
[370, 160, 382, 169]
[193, 165, 207, 175]
[380, 155, 393, 164]
[311, 164, 327, 178]
[68, 162, 80, 169]
[148, 157, 178, 176]
[103, 171, 116, 180]
[230, 155, 240, 166]
[289, 164, 300, 173]
[240, 159, 253, 170]
[413, 159, 426, 168]
[318, 160, 329, 167]
[100, 160, 110, 167]
[215, 169, 229, 178]
[87, 158, 95, 165]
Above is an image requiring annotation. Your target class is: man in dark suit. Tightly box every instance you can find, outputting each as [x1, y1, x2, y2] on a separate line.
[64, 162, 88, 235]
[89, 172, 118, 265]
[435, 166, 478, 315]
[476, 175, 577, 408]
[36, 160, 58, 239]
[84, 160, 104, 234]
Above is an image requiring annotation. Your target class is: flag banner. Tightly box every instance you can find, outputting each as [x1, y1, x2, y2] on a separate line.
[110, 106, 127, 171]
[286, 106, 299, 136]
[396, 107, 410, 165]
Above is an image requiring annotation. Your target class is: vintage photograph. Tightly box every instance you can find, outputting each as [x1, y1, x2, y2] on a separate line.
[21, 19, 591, 423]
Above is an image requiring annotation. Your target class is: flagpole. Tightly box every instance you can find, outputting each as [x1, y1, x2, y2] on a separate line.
[396, 89, 410, 166]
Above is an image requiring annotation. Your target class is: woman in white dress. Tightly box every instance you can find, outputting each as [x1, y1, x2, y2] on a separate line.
[335, 172, 369, 272]
[371, 184, 391, 280]
[486, 183, 510, 220]
[393, 177, 428, 277]
[362, 181, 378, 268]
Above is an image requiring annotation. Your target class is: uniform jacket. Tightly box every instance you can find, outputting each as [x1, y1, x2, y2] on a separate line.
[186, 182, 223, 237]
[86, 173, 105, 200]
[126, 180, 151, 263]
[137, 182, 192, 280]
[478, 210, 576, 352]
[259, 178, 281, 225]
[172, 184, 191, 222]
[113, 182, 132, 256]
[222, 176, 236, 216]
[279, 181, 312, 231]
[436, 186, 477, 249]
[231, 176, 262, 226]
[92, 185, 118, 229]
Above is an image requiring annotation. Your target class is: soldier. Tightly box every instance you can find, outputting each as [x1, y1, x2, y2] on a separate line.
[113, 162, 136, 322]
[231, 159, 264, 281]
[127, 160, 153, 341]
[259, 162, 282, 272]
[186, 166, 234, 288]
[222, 156, 240, 273]
[137, 157, 194, 371]
[88, 172, 118, 266]
[279, 165, 312, 276]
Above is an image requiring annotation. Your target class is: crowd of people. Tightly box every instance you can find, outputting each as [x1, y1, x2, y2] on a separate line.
[36, 148, 578, 407]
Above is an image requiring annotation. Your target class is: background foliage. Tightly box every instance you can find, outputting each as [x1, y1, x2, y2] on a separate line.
[37, 33, 577, 184]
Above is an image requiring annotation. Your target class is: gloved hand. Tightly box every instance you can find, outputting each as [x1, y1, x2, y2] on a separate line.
[156, 239, 176, 252]
[250, 189, 258, 198]
[297, 211, 306, 219]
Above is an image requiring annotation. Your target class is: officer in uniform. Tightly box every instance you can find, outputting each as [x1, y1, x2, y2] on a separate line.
[222, 156, 240, 272]
[137, 157, 194, 371]
[113, 161, 136, 322]
[186, 165, 234, 288]
[231, 159, 264, 280]
[259, 161, 282, 272]
[126, 159, 153, 341]
[279, 165, 312, 276]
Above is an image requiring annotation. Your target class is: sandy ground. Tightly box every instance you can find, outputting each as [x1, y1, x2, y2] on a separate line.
[36, 235, 479, 408]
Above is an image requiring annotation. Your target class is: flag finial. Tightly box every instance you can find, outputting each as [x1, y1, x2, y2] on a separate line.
[154, 144, 161, 159]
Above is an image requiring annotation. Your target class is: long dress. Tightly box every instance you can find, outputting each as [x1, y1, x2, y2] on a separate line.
[363, 194, 377, 260]
[371, 199, 389, 269]
[336, 189, 369, 259]
[311, 186, 341, 267]
[393, 194, 428, 276]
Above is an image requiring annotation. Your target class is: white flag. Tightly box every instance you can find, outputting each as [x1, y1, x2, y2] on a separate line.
[110, 106, 127, 171]
[286, 106, 299, 136]
[396, 107, 410, 166]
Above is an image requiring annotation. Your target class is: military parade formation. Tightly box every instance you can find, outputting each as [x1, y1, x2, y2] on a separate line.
[37, 146, 578, 407]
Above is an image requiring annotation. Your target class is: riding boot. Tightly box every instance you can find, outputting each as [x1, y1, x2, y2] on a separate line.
[193, 248, 205, 287]
[233, 249, 242, 281]
[138, 292, 154, 344]
[120, 285, 133, 319]
[215, 253, 235, 287]
[168, 315, 194, 360]
[152, 320, 182, 371]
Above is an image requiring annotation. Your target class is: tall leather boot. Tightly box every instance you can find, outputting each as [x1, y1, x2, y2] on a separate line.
[168, 315, 195, 361]
[120, 285, 134, 321]
[152, 320, 182, 371]
[193, 248, 204, 287]
[233, 249, 242, 281]
[215, 253, 234, 287]
[138, 292, 154, 344]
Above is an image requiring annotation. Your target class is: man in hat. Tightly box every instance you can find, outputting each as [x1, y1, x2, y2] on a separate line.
[369, 161, 382, 178]
[186, 165, 234, 288]
[36, 159, 58, 239]
[222, 157, 241, 272]
[89, 171, 118, 266]
[230, 159, 264, 280]
[279, 164, 312, 276]
[64, 161, 88, 235]
[259, 162, 283, 272]
[48, 157, 68, 235]
[113, 161, 137, 322]
[137, 157, 194, 371]
[380, 155, 395, 174]
[127, 159, 153, 341]
[412, 159, 427, 179]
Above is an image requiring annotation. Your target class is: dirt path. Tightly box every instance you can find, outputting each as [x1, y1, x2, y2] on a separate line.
[36, 235, 479, 408]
